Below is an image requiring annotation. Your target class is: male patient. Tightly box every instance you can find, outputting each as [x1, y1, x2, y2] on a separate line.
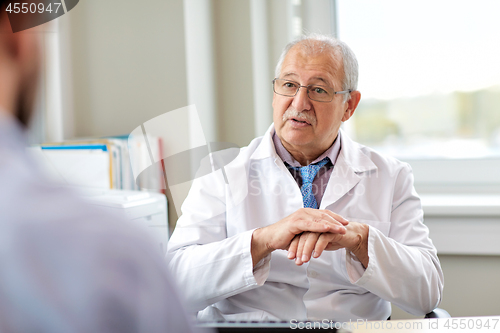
[0, 3, 199, 332]
[167, 34, 444, 322]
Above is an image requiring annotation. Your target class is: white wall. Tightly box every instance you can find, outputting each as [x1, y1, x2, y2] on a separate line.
[67, 0, 188, 138]
[438, 255, 500, 316]
[63, 0, 187, 225]
[392, 255, 500, 319]
[213, 0, 256, 147]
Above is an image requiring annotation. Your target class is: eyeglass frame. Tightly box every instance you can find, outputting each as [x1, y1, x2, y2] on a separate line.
[272, 78, 352, 102]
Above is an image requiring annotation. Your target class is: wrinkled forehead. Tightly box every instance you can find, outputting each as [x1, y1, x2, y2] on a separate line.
[280, 41, 344, 87]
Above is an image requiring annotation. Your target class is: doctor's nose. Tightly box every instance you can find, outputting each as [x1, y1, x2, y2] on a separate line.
[292, 86, 312, 112]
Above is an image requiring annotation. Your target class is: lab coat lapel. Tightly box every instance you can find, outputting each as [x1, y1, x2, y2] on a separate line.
[223, 125, 276, 209]
[320, 130, 378, 209]
[244, 125, 378, 209]
[320, 156, 361, 209]
[249, 124, 303, 209]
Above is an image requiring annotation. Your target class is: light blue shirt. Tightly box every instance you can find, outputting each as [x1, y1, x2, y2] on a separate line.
[0, 112, 203, 333]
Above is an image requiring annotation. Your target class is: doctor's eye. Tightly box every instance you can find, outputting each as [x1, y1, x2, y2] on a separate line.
[311, 86, 327, 94]
[283, 81, 298, 89]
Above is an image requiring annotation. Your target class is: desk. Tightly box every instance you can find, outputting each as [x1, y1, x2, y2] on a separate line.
[198, 317, 500, 333]
[351, 316, 500, 333]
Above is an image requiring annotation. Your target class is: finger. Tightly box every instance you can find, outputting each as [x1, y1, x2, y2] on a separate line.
[292, 218, 346, 235]
[313, 233, 337, 258]
[287, 235, 300, 259]
[317, 217, 347, 234]
[324, 244, 344, 251]
[322, 210, 349, 226]
[295, 232, 310, 266]
[302, 208, 337, 224]
[301, 232, 320, 263]
[320, 233, 345, 253]
[300, 208, 348, 226]
[308, 210, 348, 232]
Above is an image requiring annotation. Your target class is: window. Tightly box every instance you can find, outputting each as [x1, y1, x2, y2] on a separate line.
[337, 0, 500, 161]
[26, 20, 65, 145]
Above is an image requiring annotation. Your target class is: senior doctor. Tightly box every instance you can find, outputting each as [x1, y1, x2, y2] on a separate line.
[167, 34, 444, 322]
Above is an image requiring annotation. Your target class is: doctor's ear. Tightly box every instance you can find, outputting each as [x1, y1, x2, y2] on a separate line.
[341, 91, 361, 122]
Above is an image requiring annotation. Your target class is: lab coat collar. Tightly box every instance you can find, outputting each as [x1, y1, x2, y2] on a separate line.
[319, 131, 378, 209]
[248, 123, 378, 208]
[249, 124, 278, 161]
[337, 130, 378, 173]
[249, 124, 378, 174]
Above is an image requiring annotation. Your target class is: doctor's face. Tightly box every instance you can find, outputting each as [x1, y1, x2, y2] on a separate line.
[272, 44, 355, 160]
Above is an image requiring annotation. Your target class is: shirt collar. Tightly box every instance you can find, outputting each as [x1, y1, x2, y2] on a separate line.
[272, 130, 342, 168]
[249, 124, 377, 174]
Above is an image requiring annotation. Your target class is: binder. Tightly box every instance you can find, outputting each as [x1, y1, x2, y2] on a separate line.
[30, 135, 164, 192]
[33, 144, 111, 189]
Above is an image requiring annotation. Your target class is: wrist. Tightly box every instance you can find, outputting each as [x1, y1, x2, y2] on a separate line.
[251, 228, 274, 267]
[347, 223, 369, 268]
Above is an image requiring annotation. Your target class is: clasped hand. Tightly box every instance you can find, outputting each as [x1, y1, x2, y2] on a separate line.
[251, 208, 369, 268]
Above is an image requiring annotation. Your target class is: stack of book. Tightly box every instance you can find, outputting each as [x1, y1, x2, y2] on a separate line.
[28, 135, 165, 193]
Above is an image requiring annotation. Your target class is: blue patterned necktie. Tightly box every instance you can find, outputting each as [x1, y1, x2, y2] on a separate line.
[291, 157, 329, 209]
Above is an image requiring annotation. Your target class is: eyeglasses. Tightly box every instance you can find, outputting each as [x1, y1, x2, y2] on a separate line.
[272, 78, 351, 102]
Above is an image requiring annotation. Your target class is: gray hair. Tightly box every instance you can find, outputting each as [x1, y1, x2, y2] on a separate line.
[274, 34, 359, 102]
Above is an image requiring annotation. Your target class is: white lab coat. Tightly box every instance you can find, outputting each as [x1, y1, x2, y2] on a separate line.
[167, 125, 444, 322]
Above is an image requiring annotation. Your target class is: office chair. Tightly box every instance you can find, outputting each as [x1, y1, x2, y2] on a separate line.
[388, 307, 451, 320]
[425, 308, 451, 318]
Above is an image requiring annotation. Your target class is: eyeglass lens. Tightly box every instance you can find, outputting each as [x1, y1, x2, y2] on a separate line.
[273, 79, 333, 102]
